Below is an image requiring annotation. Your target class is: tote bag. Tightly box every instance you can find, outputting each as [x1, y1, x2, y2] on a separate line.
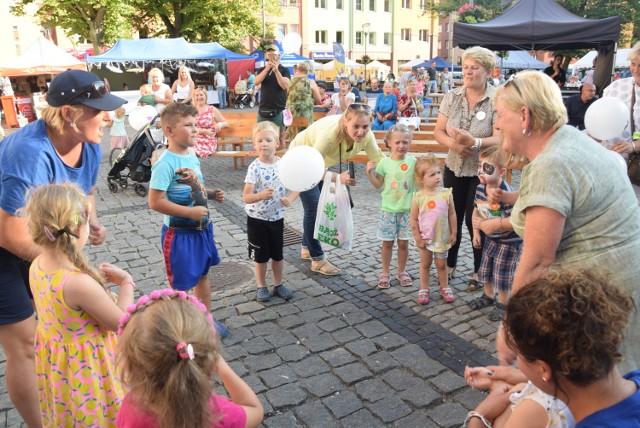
[314, 172, 354, 250]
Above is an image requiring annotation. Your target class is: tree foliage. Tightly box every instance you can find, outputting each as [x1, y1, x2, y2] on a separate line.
[11, 0, 135, 54]
[131, 0, 281, 52]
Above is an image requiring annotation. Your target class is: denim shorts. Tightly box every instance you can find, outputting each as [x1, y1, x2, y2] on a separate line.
[0, 248, 34, 325]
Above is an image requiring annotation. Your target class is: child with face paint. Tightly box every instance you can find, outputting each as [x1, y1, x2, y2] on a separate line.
[409, 154, 457, 304]
[469, 147, 523, 321]
[366, 124, 416, 289]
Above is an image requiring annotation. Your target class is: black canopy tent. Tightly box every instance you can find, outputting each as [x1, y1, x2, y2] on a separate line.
[452, 0, 621, 94]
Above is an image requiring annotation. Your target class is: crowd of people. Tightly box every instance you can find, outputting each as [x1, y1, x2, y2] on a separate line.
[0, 39, 639, 426]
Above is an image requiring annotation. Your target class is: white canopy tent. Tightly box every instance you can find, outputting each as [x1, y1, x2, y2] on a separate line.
[364, 60, 390, 72]
[400, 58, 429, 70]
[573, 49, 631, 70]
[0, 35, 86, 76]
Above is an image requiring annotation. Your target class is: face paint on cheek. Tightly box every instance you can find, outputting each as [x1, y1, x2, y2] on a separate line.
[482, 162, 496, 176]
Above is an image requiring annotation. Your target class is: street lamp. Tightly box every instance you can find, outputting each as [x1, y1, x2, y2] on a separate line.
[362, 23, 370, 88]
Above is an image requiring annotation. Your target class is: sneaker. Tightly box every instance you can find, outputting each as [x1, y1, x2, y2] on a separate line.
[417, 288, 430, 305]
[488, 303, 506, 322]
[272, 284, 294, 301]
[256, 286, 271, 302]
[213, 318, 229, 339]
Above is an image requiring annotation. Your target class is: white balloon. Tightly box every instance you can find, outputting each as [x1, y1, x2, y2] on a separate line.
[584, 97, 630, 141]
[128, 106, 158, 131]
[282, 33, 302, 54]
[278, 146, 325, 192]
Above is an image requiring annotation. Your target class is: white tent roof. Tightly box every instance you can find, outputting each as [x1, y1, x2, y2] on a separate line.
[400, 58, 428, 70]
[320, 56, 359, 70]
[573, 49, 631, 70]
[0, 35, 86, 76]
[365, 60, 390, 71]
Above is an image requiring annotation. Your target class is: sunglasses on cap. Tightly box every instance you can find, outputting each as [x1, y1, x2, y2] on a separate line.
[66, 81, 108, 105]
[347, 103, 372, 112]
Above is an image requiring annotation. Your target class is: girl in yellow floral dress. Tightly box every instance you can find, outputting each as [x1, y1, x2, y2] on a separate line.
[23, 183, 135, 426]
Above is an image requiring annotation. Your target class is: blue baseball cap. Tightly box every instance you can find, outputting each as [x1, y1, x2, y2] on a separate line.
[47, 70, 127, 111]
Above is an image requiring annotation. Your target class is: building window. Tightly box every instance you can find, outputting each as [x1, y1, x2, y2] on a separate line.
[355, 0, 362, 10]
[402, 0, 411, 8]
[401, 28, 411, 41]
[369, 0, 375, 11]
[356, 31, 363, 45]
[384, 0, 390, 11]
[277, 25, 286, 40]
[291, 24, 299, 34]
[445, 40, 449, 49]
[384, 32, 391, 45]
[315, 30, 327, 44]
[419, 29, 428, 41]
[289, 0, 298, 5]
[445, 22, 449, 32]
[420, 0, 427, 9]
[336, 30, 343, 44]
[315, 0, 326, 8]
[368, 32, 376, 45]
[336, 0, 343, 9]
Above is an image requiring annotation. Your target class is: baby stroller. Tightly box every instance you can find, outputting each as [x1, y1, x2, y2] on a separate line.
[233, 79, 255, 109]
[106, 115, 166, 197]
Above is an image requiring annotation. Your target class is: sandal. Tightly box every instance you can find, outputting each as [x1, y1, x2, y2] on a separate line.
[301, 248, 311, 260]
[468, 278, 483, 291]
[396, 271, 413, 287]
[440, 287, 457, 303]
[311, 259, 341, 276]
[488, 303, 506, 321]
[418, 288, 430, 305]
[448, 267, 457, 280]
[469, 293, 495, 310]
[377, 273, 391, 289]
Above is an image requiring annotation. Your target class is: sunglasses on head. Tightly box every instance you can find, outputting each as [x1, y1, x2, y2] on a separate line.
[67, 81, 108, 104]
[505, 75, 522, 97]
[347, 103, 372, 112]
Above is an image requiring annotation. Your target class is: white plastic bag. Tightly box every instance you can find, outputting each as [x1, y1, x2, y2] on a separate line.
[398, 116, 421, 130]
[314, 171, 353, 250]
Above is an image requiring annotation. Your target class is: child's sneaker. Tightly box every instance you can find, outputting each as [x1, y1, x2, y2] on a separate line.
[488, 303, 506, 321]
[256, 287, 271, 302]
[417, 288, 430, 305]
[272, 284, 294, 301]
[440, 287, 457, 303]
[213, 318, 229, 339]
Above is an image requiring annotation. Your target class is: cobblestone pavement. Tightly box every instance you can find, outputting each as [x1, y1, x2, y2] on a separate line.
[0, 123, 516, 427]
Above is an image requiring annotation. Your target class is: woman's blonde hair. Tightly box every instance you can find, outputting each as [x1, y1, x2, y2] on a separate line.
[21, 183, 104, 287]
[462, 46, 496, 72]
[629, 40, 640, 64]
[193, 86, 208, 104]
[253, 121, 279, 141]
[149, 67, 164, 81]
[495, 71, 567, 133]
[117, 292, 220, 428]
[177, 66, 193, 82]
[414, 154, 440, 183]
[39, 105, 84, 133]
[336, 103, 373, 143]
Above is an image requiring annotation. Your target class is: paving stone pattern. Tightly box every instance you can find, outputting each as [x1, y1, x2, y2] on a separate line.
[0, 126, 516, 427]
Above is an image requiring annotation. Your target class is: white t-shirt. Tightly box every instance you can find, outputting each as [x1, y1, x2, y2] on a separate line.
[244, 158, 286, 221]
[330, 92, 355, 115]
[215, 73, 227, 88]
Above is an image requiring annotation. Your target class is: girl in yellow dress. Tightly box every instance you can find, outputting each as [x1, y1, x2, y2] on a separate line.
[23, 183, 135, 426]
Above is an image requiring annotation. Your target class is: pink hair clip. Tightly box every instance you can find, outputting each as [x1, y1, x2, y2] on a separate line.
[43, 226, 56, 242]
[176, 342, 195, 360]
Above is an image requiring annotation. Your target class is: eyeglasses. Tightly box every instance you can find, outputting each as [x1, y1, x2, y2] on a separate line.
[347, 103, 372, 112]
[505, 75, 522, 97]
[67, 81, 108, 104]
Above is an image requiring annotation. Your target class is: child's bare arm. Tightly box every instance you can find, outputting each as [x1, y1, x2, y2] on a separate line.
[448, 193, 457, 246]
[471, 208, 482, 248]
[366, 161, 384, 189]
[242, 183, 273, 204]
[409, 199, 425, 248]
[280, 191, 299, 207]
[216, 357, 264, 428]
[148, 189, 208, 222]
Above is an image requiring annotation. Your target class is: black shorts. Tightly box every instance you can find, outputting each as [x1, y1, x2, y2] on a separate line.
[247, 217, 284, 264]
[0, 248, 34, 325]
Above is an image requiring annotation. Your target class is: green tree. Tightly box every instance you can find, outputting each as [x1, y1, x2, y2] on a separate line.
[132, 0, 281, 52]
[11, 0, 135, 54]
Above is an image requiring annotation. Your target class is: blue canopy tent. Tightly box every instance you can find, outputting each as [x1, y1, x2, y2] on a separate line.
[193, 42, 255, 88]
[412, 56, 461, 71]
